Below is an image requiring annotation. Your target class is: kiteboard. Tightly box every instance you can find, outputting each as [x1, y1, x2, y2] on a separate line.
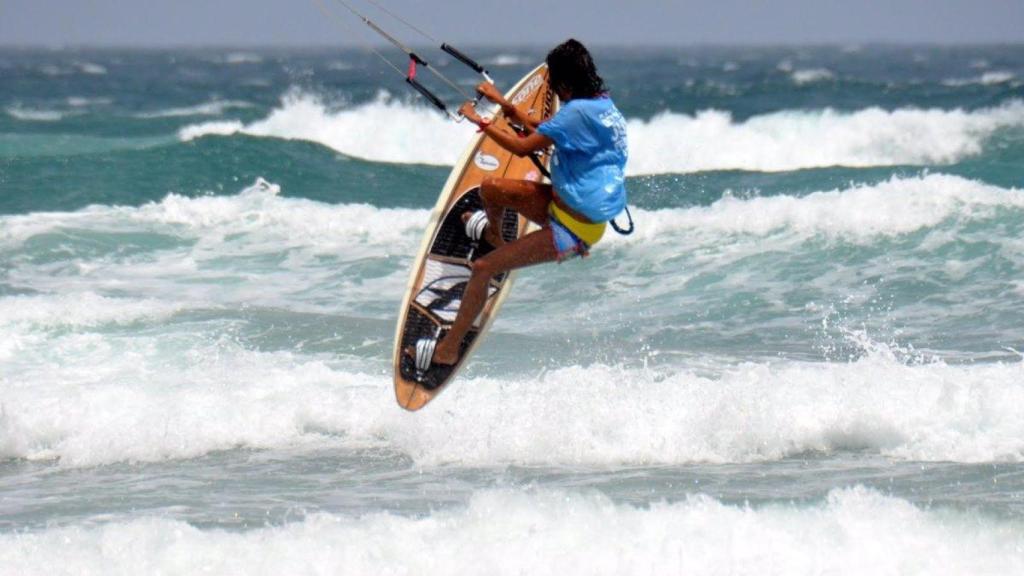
[392, 63, 557, 411]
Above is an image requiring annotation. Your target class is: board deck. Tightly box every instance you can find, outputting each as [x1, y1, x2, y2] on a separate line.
[392, 63, 557, 411]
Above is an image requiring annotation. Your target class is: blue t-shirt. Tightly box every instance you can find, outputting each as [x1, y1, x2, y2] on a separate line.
[537, 96, 628, 223]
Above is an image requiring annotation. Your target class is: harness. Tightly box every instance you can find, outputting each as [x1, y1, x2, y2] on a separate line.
[511, 123, 635, 236]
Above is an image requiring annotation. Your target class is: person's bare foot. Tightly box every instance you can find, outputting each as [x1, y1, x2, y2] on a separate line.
[462, 211, 504, 247]
[431, 336, 459, 365]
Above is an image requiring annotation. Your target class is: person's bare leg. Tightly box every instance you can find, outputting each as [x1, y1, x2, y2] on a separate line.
[431, 228, 558, 365]
[475, 178, 553, 246]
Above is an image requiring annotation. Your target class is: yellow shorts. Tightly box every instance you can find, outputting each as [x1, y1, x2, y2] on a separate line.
[549, 202, 606, 260]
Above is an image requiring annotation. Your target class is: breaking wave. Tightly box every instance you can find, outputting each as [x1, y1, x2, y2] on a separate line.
[178, 92, 1024, 174]
[0, 488, 1020, 576]
[2, 328, 1022, 467]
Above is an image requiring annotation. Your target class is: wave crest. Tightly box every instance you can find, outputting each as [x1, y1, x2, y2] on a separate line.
[626, 100, 1024, 174]
[0, 178, 428, 253]
[1, 488, 1020, 575]
[179, 91, 467, 166]
[618, 174, 1024, 244]
[2, 330, 1022, 467]
[178, 91, 1024, 175]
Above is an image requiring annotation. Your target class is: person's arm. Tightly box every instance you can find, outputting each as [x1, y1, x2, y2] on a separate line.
[476, 82, 540, 132]
[458, 101, 551, 157]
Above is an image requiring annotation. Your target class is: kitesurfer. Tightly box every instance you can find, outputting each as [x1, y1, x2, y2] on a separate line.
[428, 38, 628, 366]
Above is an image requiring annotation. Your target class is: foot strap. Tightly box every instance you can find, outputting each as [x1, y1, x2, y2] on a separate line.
[414, 336, 437, 374]
[464, 210, 488, 242]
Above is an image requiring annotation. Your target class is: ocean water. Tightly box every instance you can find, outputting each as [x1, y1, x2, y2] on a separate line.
[1, 44, 1024, 574]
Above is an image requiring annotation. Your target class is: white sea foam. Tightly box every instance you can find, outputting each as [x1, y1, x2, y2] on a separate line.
[0, 179, 425, 314]
[0, 293, 186, 330]
[2, 174, 1020, 321]
[618, 174, 1024, 245]
[2, 319, 1023, 468]
[943, 71, 1016, 87]
[77, 62, 107, 75]
[0, 290, 187, 362]
[0, 488, 1020, 576]
[0, 293, 189, 363]
[177, 91, 1024, 174]
[7, 176, 1015, 252]
[177, 119, 244, 139]
[135, 99, 253, 119]
[5, 106, 66, 122]
[0, 331, 376, 466]
[1, 177, 1023, 467]
[222, 52, 263, 65]
[982, 71, 1015, 84]
[66, 96, 112, 107]
[791, 68, 835, 84]
[0, 178, 425, 253]
[398, 353, 1024, 466]
[179, 91, 466, 165]
[625, 100, 1024, 174]
[488, 53, 526, 66]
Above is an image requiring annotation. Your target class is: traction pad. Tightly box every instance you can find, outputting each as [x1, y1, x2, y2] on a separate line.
[399, 187, 520, 389]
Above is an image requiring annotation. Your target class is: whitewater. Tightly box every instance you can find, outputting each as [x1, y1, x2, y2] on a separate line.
[2, 45, 1024, 574]
[178, 91, 1024, 174]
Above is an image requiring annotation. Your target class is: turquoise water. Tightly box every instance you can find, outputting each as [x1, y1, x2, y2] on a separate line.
[1, 46, 1024, 574]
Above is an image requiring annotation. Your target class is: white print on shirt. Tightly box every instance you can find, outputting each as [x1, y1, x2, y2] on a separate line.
[599, 106, 628, 158]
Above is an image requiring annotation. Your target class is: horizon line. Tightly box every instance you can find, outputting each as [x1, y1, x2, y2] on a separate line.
[3, 40, 1024, 51]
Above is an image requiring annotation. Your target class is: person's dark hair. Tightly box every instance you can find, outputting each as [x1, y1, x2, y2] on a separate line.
[546, 39, 606, 99]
